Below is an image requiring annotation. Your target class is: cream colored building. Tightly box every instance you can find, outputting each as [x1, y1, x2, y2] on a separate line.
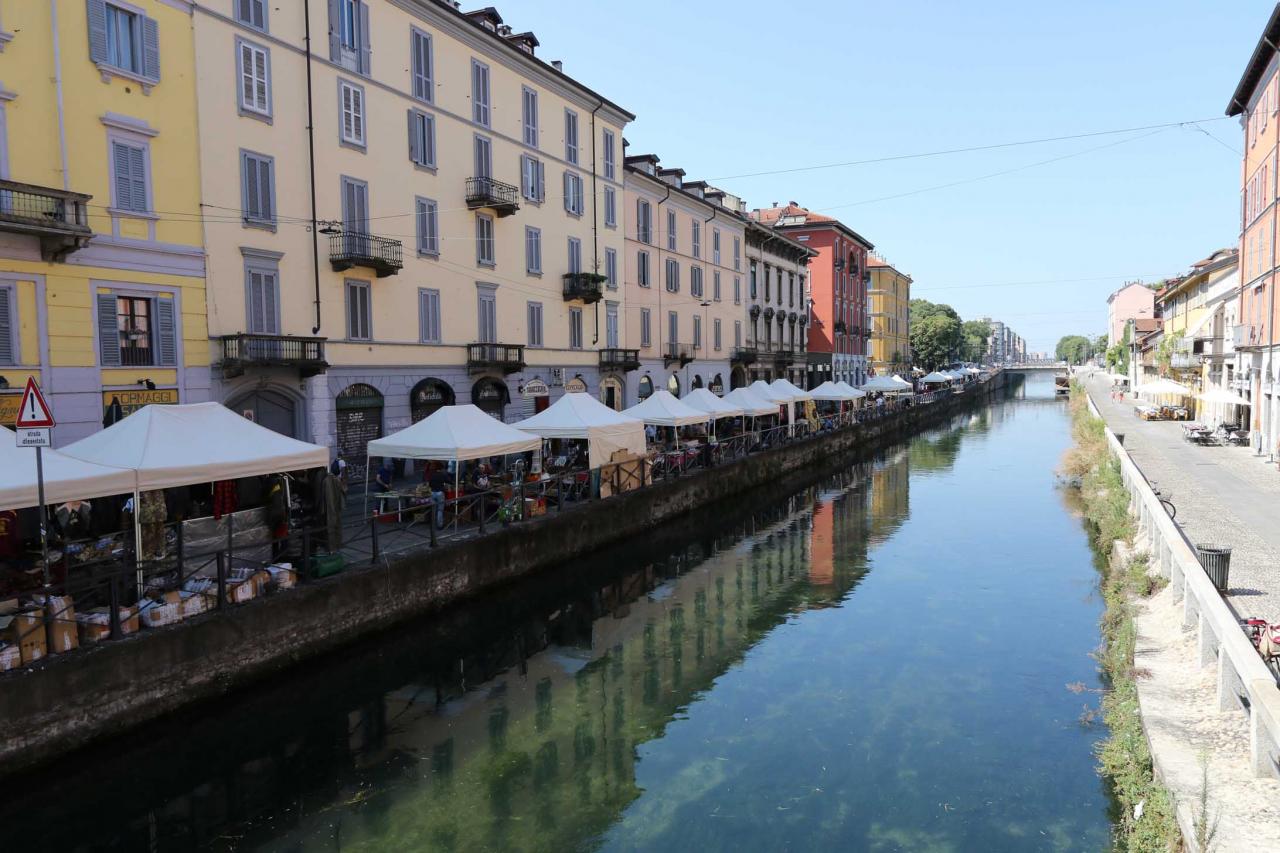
[867, 256, 911, 375]
[741, 218, 813, 388]
[192, 1, 631, 471]
[622, 155, 745, 403]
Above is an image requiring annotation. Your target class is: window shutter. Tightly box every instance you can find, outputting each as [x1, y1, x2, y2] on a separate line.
[258, 159, 273, 221]
[357, 0, 372, 75]
[86, 0, 109, 64]
[262, 273, 277, 334]
[96, 293, 121, 367]
[563, 172, 571, 213]
[0, 288, 13, 365]
[127, 145, 146, 211]
[408, 110, 421, 164]
[142, 15, 161, 81]
[155, 298, 177, 366]
[112, 142, 132, 211]
[536, 160, 545, 202]
[327, 0, 341, 61]
[247, 270, 265, 333]
[243, 154, 259, 219]
[419, 291, 429, 342]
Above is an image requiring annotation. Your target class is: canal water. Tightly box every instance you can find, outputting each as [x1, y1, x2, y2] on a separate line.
[8, 374, 1114, 851]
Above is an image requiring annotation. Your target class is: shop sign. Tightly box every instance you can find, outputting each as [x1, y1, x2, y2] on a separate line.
[102, 388, 179, 418]
[565, 376, 588, 393]
[0, 393, 19, 426]
[709, 377, 725, 394]
[522, 378, 550, 398]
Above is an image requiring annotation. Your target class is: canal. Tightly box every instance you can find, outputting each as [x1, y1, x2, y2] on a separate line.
[7, 374, 1115, 851]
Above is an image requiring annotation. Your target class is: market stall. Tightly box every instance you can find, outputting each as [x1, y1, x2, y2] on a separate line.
[1, 427, 134, 511]
[512, 392, 646, 469]
[808, 381, 860, 428]
[683, 388, 745, 434]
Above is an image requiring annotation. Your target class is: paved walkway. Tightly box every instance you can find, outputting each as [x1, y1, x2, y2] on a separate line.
[1085, 374, 1280, 623]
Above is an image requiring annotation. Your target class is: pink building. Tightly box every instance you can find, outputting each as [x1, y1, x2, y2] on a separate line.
[1106, 283, 1157, 347]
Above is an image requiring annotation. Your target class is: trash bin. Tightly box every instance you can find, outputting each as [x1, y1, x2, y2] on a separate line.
[1196, 544, 1232, 593]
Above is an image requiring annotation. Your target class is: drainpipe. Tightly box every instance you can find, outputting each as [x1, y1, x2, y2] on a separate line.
[50, 0, 70, 191]
[655, 183, 672, 358]
[702, 208, 717, 365]
[590, 99, 603, 345]
[304, 1, 323, 335]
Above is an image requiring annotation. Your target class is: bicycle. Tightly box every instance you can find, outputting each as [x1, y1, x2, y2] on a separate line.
[1149, 481, 1176, 520]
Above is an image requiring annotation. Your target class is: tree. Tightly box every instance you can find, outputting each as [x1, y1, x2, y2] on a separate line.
[910, 299, 960, 326]
[1055, 335, 1092, 365]
[961, 319, 991, 362]
[911, 314, 961, 370]
[1092, 334, 1108, 357]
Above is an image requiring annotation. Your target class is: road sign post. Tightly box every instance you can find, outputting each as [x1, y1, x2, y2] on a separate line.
[15, 378, 56, 650]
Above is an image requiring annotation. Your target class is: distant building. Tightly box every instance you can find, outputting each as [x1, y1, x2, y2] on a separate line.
[1107, 283, 1157, 347]
[867, 257, 912, 375]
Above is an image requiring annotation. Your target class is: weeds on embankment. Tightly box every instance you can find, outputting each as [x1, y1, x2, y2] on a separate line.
[1064, 385, 1181, 851]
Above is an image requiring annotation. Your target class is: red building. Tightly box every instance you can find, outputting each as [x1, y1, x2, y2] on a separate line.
[752, 203, 874, 388]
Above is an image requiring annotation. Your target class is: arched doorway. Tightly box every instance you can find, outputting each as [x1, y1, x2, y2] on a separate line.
[228, 388, 299, 438]
[667, 373, 681, 397]
[410, 378, 455, 423]
[472, 377, 510, 419]
[691, 374, 704, 391]
[709, 373, 725, 395]
[638, 374, 654, 400]
[599, 376, 623, 411]
[336, 383, 383, 481]
[730, 365, 748, 390]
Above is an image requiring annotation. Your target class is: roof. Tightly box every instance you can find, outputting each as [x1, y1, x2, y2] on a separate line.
[368, 404, 540, 461]
[751, 203, 874, 250]
[1106, 281, 1155, 304]
[867, 255, 912, 280]
[1133, 318, 1161, 334]
[1227, 3, 1280, 116]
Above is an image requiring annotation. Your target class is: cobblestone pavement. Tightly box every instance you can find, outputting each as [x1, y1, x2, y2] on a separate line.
[1085, 374, 1280, 623]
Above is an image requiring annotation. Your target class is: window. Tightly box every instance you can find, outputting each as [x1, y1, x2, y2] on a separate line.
[692, 220, 701, 258]
[749, 261, 757, 298]
[713, 271, 721, 302]
[636, 199, 652, 243]
[0, 285, 14, 366]
[408, 109, 436, 168]
[606, 303, 619, 348]
[237, 39, 271, 118]
[734, 320, 741, 348]
[525, 226, 541, 274]
[668, 311, 678, 347]
[637, 250, 651, 287]
[693, 315, 702, 349]
[733, 276, 741, 305]
[476, 214, 495, 266]
[341, 176, 367, 232]
[338, 80, 365, 147]
[236, 0, 268, 31]
[520, 154, 545, 202]
[764, 265, 771, 301]
[99, 293, 170, 367]
[419, 288, 441, 343]
[332, 0, 370, 74]
[565, 109, 579, 164]
[240, 150, 274, 227]
[568, 237, 582, 274]
[245, 259, 279, 334]
[640, 308, 651, 347]
[88, 1, 159, 81]
[477, 287, 497, 342]
[733, 236, 741, 271]
[471, 59, 490, 126]
[410, 28, 433, 102]
[522, 86, 538, 146]
[116, 296, 153, 365]
[111, 140, 149, 213]
[563, 171, 584, 215]
[665, 258, 679, 293]
[603, 130, 616, 180]
[569, 308, 583, 349]
[604, 186, 616, 228]
[714, 318, 722, 351]
[474, 135, 492, 178]
[667, 211, 677, 251]
[605, 248, 618, 289]
[713, 229, 721, 265]
[527, 301, 543, 347]
[416, 197, 439, 255]
[691, 266, 703, 298]
[346, 280, 371, 340]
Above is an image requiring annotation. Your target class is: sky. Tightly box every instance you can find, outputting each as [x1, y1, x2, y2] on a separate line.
[492, 0, 1271, 354]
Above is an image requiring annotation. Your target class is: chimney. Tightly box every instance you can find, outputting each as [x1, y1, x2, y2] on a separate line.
[551, 60, 563, 71]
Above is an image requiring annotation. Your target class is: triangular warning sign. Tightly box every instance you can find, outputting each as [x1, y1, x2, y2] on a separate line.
[15, 377, 55, 428]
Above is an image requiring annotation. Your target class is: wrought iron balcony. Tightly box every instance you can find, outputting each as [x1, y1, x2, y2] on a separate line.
[328, 229, 403, 277]
[467, 342, 525, 374]
[0, 179, 93, 261]
[563, 272, 606, 304]
[219, 334, 328, 378]
[773, 349, 795, 367]
[599, 348, 641, 371]
[465, 176, 520, 216]
[663, 342, 695, 368]
[834, 321, 847, 334]
[731, 347, 758, 366]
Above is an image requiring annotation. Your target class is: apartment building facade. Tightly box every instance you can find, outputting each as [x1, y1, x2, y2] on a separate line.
[192, 0, 631, 473]
[751, 203, 873, 388]
[1227, 5, 1280, 454]
[738, 218, 813, 388]
[1106, 282, 1156, 348]
[622, 155, 743, 404]
[867, 256, 911, 375]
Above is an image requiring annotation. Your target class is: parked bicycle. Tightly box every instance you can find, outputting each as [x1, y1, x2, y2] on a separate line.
[1241, 618, 1280, 678]
[1149, 480, 1176, 520]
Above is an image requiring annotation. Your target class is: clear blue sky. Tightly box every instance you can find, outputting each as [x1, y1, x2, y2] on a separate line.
[496, 0, 1270, 353]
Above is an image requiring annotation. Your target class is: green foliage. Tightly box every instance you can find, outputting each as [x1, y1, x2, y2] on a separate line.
[911, 314, 961, 370]
[1056, 334, 1093, 365]
[1155, 331, 1184, 376]
[961, 319, 991, 362]
[909, 298, 959, 325]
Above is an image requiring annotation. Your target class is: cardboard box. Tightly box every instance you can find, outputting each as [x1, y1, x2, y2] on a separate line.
[266, 564, 297, 590]
[0, 608, 46, 663]
[178, 591, 207, 618]
[75, 607, 139, 644]
[0, 642, 21, 671]
[138, 599, 182, 629]
[524, 498, 546, 518]
[31, 594, 78, 655]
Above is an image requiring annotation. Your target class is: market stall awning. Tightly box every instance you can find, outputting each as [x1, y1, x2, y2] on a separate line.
[512, 392, 646, 468]
[809, 381, 859, 401]
[722, 388, 779, 416]
[920, 371, 953, 384]
[623, 390, 710, 428]
[861, 375, 910, 392]
[0, 427, 136, 511]
[368, 404, 540, 462]
[1137, 378, 1191, 397]
[749, 380, 792, 403]
[833, 381, 867, 399]
[769, 378, 813, 401]
[683, 388, 744, 419]
[59, 402, 330, 491]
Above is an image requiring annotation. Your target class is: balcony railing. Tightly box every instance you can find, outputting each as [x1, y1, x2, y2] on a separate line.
[663, 342, 695, 368]
[465, 176, 520, 216]
[328, 230, 403, 277]
[599, 348, 641, 371]
[219, 334, 328, 378]
[1169, 352, 1200, 369]
[563, 272, 606, 304]
[773, 349, 795, 367]
[1234, 324, 1265, 348]
[731, 347, 758, 366]
[0, 179, 93, 261]
[467, 342, 525, 374]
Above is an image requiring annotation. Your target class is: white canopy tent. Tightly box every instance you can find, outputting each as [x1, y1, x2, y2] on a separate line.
[809, 381, 860, 401]
[834, 381, 867, 399]
[622, 389, 710, 428]
[683, 388, 744, 419]
[512, 392, 646, 468]
[1137, 378, 1191, 398]
[861, 375, 911, 393]
[769, 378, 813, 401]
[0, 427, 135, 511]
[721, 388, 779, 417]
[1196, 388, 1251, 407]
[920, 371, 953, 384]
[890, 375, 913, 389]
[752, 380, 800, 435]
[368, 404, 540, 462]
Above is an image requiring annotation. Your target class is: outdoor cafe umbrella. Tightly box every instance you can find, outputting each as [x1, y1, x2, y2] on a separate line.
[1195, 388, 1251, 407]
[1138, 378, 1190, 398]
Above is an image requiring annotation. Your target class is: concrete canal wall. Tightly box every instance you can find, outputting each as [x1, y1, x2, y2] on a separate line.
[0, 375, 1005, 776]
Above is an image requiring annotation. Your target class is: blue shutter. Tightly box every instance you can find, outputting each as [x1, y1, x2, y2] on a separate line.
[141, 15, 160, 81]
[407, 110, 421, 164]
[357, 0, 371, 75]
[563, 172, 571, 213]
[0, 287, 13, 365]
[86, 0, 109, 64]
[96, 293, 121, 367]
[327, 0, 341, 61]
[155, 298, 177, 366]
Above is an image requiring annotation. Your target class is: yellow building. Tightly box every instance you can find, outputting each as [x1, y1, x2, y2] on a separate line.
[1154, 248, 1239, 415]
[190, 1, 631, 472]
[867, 256, 911, 375]
[0, 0, 208, 444]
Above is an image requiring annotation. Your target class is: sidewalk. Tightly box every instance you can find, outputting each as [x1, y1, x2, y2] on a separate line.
[1085, 374, 1280, 623]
